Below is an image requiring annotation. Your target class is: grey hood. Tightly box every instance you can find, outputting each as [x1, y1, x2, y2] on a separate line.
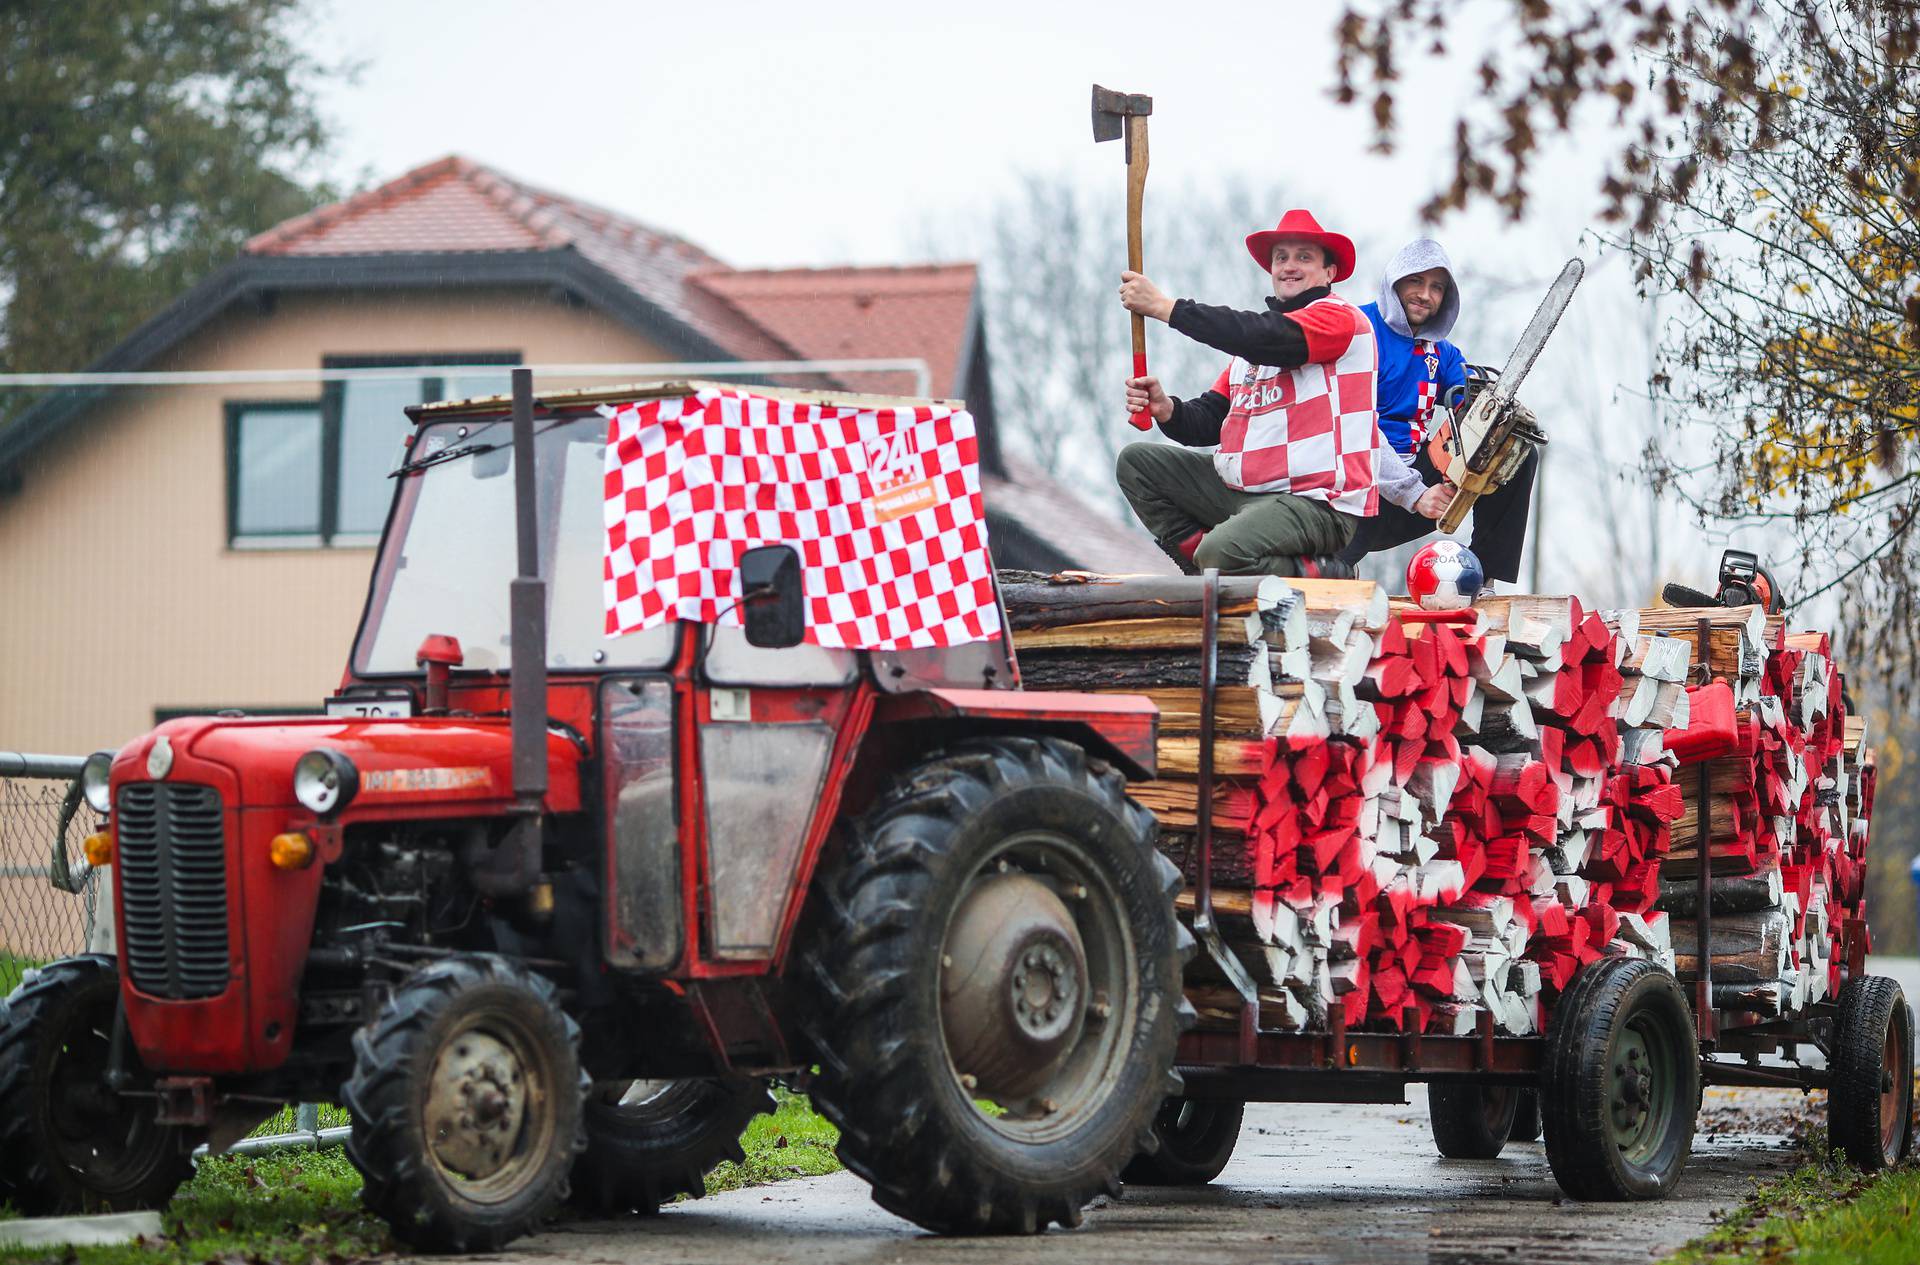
[1376, 238, 1460, 339]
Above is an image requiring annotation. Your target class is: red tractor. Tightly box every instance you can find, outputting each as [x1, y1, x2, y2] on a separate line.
[0, 373, 1189, 1249]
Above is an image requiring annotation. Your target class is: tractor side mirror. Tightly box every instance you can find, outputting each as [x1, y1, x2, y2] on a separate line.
[739, 545, 806, 649]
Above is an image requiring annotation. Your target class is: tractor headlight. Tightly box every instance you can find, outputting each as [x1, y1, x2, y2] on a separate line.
[292, 749, 357, 817]
[80, 750, 114, 815]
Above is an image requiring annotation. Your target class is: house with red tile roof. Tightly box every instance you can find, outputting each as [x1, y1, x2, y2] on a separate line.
[0, 155, 1166, 753]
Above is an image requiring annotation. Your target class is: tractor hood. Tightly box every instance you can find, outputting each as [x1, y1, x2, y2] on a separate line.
[112, 714, 583, 816]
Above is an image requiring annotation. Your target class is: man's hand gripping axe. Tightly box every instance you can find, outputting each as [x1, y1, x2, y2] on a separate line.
[1093, 85, 1154, 431]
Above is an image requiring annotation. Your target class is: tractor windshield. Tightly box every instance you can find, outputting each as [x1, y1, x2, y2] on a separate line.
[352, 415, 677, 675]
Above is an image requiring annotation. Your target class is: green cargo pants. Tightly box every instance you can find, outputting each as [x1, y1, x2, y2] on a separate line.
[1115, 442, 1357, 578]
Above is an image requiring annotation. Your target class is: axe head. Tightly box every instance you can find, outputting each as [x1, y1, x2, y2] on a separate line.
[1091, 84, 1152, 144]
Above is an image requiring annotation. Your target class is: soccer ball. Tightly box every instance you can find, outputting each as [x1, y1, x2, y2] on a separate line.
[1406, 540, 1485, 610]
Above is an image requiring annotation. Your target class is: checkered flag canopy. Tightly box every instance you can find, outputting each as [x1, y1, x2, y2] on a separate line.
[604, 388, 1003, 649]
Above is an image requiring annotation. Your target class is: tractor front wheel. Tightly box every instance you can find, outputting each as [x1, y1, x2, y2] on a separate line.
[0, 955, 192, 1214]
[804, 736, 1190, 1234]
[343, 955, 587, 1253]
[1121, 1098, 1244, 1185]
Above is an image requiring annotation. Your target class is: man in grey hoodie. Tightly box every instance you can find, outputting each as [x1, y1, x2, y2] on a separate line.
[1338, 239, 1538, 584]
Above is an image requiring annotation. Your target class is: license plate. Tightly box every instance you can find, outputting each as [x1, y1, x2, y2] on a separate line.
[325, 693, 413, 719]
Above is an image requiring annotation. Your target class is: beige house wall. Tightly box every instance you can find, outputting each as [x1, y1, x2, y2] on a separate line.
[0, 287, 676, 755]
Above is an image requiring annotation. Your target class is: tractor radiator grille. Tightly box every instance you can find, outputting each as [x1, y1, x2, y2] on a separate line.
[115, 783, 230, 999]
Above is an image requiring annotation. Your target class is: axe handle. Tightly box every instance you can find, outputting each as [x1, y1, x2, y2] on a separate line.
[1126, 115, 1151, 431]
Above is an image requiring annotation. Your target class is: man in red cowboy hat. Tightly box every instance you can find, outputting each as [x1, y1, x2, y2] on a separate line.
[1114, 208, 1442, 578]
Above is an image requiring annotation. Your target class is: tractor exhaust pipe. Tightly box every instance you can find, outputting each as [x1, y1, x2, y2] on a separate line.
[472, 367, 547, 896]
[509, 367, 549, 803]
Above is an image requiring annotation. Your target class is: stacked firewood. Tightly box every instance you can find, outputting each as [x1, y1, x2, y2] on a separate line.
[998, 571, 1875, 1036]
[1632, 606, 1855, 1017]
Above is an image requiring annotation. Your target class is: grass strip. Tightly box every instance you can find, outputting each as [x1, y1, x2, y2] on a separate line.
[702, 1086, 843, 1195]
[0, 1087, 841, 1262]
[1667, 1132, 1920, 1265]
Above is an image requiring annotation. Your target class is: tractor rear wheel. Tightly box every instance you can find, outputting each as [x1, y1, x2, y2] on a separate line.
[0, 955, 192, 1214]
[1427, 1083, 1520, 1159]
[803, 736, 1190, 1234]
[1828, 975, 1913, 1171]
[569, 1077, 774, 1216]
[343, 955, 587, 1253]
[1121, 1098, 1243, 1185]
[1540, 957, 1696, 1200]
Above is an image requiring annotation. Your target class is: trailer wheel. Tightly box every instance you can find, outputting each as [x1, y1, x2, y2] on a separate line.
[1828, 975, 1913, 1171]
[568, 1078, 774, 1216]
[343, 955, 587, 1253]
[802, 736, 1191, 1234]
[1508, 1088, 1542, 1142]
[1122, 1098, 1244, 1185]
[1541, 957, 1696, 1201]
[1427, 1083, 1521, 1159]
[0, 955, 192, 1214]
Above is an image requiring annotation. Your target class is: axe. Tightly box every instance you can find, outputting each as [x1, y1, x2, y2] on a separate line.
[1092, 84, 1153, 431]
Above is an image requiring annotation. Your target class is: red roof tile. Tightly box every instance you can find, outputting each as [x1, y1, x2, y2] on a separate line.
[984, 457, 1177, 576]
[245, 156, 799, 362]
[688, 264, 979, 397]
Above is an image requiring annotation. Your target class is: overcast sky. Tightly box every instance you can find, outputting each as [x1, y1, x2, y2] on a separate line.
[308, 0, 1602, 272]
[304, 0, 1728, 603]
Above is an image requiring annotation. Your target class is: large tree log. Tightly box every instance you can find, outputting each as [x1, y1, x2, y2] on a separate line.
[1012, 615, 1264, 653]
[1633, 605, 1780, 679]
[1668, 910, 1792, 960]
[1087, 686, 1269, 735]
[1294, 579, 1390, 632]
[1016, 644, 1261, 690]
[1655, 870, 1785, 917]
[1158, 830, 1262, 888]
[997, 572, 1302, 635]
[1675, 953, 1789, 983]
[1707, 980, 1786, 1015]
[1668, 792, 1752, 848]
[1183, 984, 1310, 1032]
[1659, 842, 1764, 878]
[1156, 735, 1273, 778]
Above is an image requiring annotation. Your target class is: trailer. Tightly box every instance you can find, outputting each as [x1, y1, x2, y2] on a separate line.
[1030, 570, 1911, 1198]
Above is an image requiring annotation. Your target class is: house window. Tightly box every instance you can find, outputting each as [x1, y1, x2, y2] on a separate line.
[225, 353, 519, 547]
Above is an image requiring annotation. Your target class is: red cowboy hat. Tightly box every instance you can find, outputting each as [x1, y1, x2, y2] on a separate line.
[1245, 209, 1357, 283]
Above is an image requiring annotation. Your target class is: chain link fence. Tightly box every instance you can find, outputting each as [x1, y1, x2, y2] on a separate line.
[0, 753, 102, 993]
[0, 751, 346, 1157]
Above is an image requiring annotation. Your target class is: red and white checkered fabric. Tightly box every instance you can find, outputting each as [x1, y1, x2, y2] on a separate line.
[603, 388, 1002, 649]
[1214, 294, 1382, 515]
[1410, 338, 1438, 447]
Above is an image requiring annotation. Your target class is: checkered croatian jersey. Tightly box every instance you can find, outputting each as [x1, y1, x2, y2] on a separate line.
[603, 388, 1002, 649]
[1210, 295, 1382, 515]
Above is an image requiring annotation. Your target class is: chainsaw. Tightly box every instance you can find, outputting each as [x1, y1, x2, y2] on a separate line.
[1429, 258, 1584, 534]
[1661, 548, 1783, 613]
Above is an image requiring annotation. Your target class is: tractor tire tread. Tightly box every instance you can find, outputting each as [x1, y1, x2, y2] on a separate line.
[0, 955, 191, 1214]
[800, 735, 1180, 1235]
[342, 954, 587, 1253]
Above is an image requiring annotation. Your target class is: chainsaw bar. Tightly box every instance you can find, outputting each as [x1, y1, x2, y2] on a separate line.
[1488, 258, 1584, 408]
[1433, 258, 1584, 536]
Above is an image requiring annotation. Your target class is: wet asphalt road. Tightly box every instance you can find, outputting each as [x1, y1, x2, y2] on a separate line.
[458, 955, 1920, 1265]
[482, 1088, 1805, 1265]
